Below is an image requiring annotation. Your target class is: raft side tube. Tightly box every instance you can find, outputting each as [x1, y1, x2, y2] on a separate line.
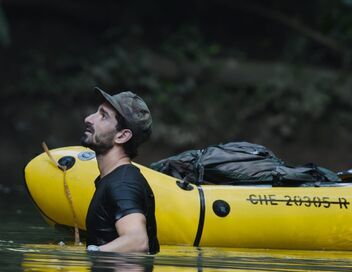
[200, 185, 352, 250]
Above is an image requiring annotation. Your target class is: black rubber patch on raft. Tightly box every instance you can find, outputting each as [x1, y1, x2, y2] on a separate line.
[58, 156, 76, 170]
[213, 200, 230, 217]
[176, 180, 194, 191]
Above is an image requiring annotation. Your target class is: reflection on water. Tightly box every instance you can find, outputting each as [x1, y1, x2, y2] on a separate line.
[16, 245, 352, 272]
[3, 190, 352, 271]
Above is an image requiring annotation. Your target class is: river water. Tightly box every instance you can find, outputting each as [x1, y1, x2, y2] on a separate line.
[2, 188, 352, 271]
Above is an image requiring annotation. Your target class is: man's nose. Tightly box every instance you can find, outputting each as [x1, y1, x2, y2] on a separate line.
[84, 113, 94, 124]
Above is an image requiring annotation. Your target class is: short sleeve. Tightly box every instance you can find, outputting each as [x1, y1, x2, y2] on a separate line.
[106, 179, 145, 221]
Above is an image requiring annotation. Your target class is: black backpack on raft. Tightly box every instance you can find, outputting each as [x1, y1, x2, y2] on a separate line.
[150, 142, 341, 186]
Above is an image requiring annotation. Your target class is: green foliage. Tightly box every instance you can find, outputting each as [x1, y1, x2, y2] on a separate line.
[160, 26, 221, 62]
[4, 1, 352, 151]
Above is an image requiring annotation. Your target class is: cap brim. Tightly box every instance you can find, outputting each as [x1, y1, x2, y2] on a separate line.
[94, 87, 123, 116]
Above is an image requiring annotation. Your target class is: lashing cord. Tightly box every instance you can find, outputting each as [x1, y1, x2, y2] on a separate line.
[42, 142, 81, 245]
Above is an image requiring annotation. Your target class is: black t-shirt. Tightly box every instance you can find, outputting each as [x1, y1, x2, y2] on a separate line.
[86, 164, 159, 254]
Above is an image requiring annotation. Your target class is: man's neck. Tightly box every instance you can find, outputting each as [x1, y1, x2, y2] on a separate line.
[96, 147, 131, 178]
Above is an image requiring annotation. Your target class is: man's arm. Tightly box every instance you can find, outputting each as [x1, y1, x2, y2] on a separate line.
[98, 213, 149, 253]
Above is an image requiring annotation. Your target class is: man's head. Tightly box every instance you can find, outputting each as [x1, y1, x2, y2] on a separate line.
[81, 87, 152, 158]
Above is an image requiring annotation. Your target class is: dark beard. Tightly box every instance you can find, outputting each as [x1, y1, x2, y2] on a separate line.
[81, 131, 115, 155]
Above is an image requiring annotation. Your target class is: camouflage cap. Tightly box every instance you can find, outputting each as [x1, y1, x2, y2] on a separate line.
[95, 87, 152, 144]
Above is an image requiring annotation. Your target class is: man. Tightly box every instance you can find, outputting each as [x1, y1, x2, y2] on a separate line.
[81, 87, 159, 254]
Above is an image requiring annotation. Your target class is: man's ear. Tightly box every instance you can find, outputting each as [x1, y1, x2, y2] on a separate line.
[114, 129, 133, 144]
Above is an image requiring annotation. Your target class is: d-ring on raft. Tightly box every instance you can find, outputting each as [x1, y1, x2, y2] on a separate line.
[24, 146, 352, 250]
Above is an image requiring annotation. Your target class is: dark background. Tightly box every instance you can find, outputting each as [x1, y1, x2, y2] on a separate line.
[2, 0, 352, 189]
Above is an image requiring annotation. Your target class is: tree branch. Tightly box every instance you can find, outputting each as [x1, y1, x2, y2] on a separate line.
[232, 0, 351, 59]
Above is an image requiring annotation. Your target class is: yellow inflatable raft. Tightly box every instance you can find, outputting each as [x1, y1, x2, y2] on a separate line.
[24, 146, 352, 251]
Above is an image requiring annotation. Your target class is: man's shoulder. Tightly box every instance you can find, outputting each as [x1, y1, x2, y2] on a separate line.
[104, 164, 150, 201]
[114, 164, 143, 177]
[105, 164, 147, 186]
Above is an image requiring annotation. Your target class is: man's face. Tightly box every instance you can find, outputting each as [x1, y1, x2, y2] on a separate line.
[81, 102, 118, 155]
